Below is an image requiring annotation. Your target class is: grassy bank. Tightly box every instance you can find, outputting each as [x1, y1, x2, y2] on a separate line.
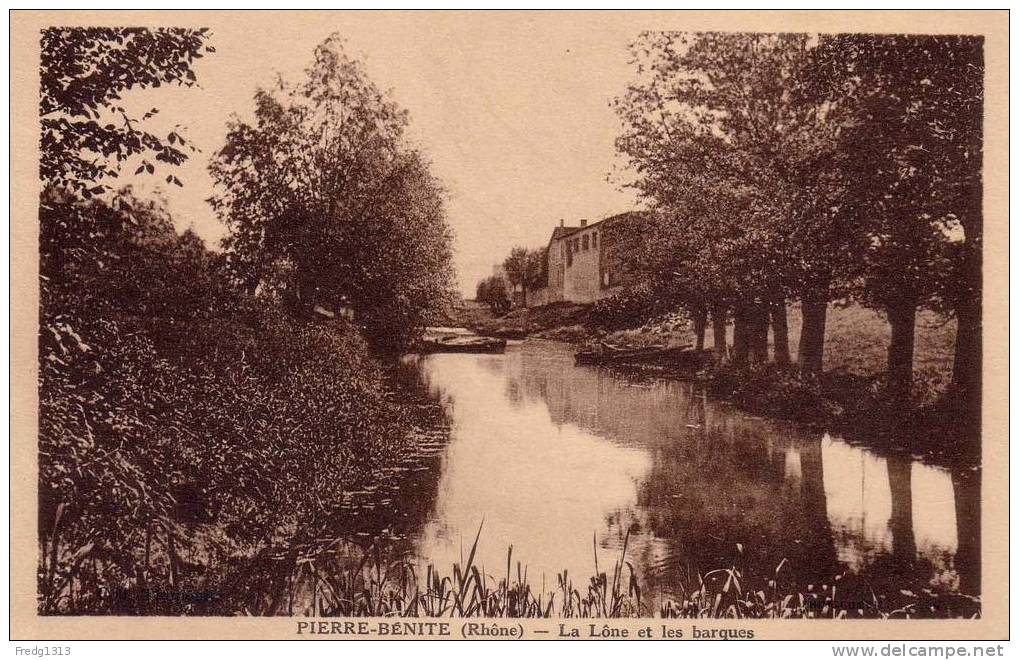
[469, 301, 592, 340]
[471, 301, 957, 387]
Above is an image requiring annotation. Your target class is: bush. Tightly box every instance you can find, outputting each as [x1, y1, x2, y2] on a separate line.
[535, 324, 593, 343]
[38, 192, 416, 614]
[706, 363, 839, 423]
[589, 285, 655, 330]
[703, 360, 952, 442]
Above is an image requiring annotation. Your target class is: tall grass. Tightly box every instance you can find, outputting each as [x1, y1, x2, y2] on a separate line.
[294, 526, 642, 617]
[283, 527, 978, 619]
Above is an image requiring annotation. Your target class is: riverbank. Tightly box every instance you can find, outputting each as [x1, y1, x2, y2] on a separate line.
[469, 302, 972, 466]
[40, 294, 439, 614]
[470, 301, 593, 340]
[38, 196, 445, 615]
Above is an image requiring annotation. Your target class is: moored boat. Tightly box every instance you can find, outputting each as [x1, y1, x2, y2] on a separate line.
[574, 342, 697, 366]
[420, 334, 507, 354]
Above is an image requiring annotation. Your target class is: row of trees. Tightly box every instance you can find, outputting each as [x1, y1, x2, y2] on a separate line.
[614, 33, 982, 423]
[502, 246, 548, 306]
[475, 245, 547, 311]
[475, 275, 511, 313]
[41, 28, 455, 353]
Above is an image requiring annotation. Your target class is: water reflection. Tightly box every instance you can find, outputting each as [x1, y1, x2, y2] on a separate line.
[406, 342, 979, 602]
[414, 353, 650, 580]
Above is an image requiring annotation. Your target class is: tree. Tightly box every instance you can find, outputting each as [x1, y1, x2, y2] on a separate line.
[209, 34, 456, 352]
[813, 35, 983, 403]
[502, 247, 529, 306]
[524, 247, 548, 295]
[40, 27, 212, 198]
[616, 32, 854, 370]
[476, 275, 510, 314]
[501, 246, 547, 307]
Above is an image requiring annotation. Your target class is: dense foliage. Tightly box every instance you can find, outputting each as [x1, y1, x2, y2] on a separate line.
[40, 27, 212, 197]
[588, 283, 657, 330]
[475, 275, 511, 313]
[208, 35, 457, 352]
[37, 28, 454, 614]
[613, 33, 982, 428]
[39, 190, 416, 613]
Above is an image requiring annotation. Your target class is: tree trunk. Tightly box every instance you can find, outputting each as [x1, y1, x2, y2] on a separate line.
[732, 307, 749, 367]
[952, 173, 983, 447]
[711, 303, 728, 362]
[296, 267, 317, 310]
[886, 300, 918, 401]
[167, 532, 179, 588]
[748, 302, 769, 365]
[737, 299, 766, 366]
[692, 304, 708, 351]
[952, 237, 982, 440]
[887, 455, 917, 562]
[951, 467, 981, 595]
[770, 298, 791, 366]
[953, 298, 981, 414]
[798, 298, 828, 377]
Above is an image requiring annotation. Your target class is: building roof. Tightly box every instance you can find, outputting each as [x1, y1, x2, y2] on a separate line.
[546, 211, 650, 245]
[550, 225, 581, 240]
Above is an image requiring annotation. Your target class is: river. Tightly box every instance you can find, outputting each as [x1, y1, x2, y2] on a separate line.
[331, 339, 980, 613]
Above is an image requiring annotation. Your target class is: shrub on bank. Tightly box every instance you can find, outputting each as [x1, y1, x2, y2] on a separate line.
[703, 360, 965, 453]
[472, 301, 590, 339]
[706, 363, 841, 423]
[588, 285, 656, 330]
[535, 324, 593, 343]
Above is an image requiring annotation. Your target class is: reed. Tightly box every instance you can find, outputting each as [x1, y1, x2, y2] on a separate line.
[290, 527, 978, 619]
[293, 525, 641, 618]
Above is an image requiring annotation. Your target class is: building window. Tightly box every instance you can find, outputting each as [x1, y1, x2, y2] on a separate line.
[603, 271, 610, 286]
[582, 234, 589, 250]
[593, 232, 598, 249]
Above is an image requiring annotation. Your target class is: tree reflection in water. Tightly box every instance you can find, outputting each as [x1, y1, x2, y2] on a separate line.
[391, 342, 979, 614]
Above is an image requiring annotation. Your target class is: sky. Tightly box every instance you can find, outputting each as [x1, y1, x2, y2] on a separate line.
[118, 12, 647, 297]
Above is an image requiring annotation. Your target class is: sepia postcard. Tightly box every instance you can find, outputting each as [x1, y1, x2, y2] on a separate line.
[9, 9, 1009, 642]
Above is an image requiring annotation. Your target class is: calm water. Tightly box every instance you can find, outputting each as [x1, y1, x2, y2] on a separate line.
[339, 340, 980, 606]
